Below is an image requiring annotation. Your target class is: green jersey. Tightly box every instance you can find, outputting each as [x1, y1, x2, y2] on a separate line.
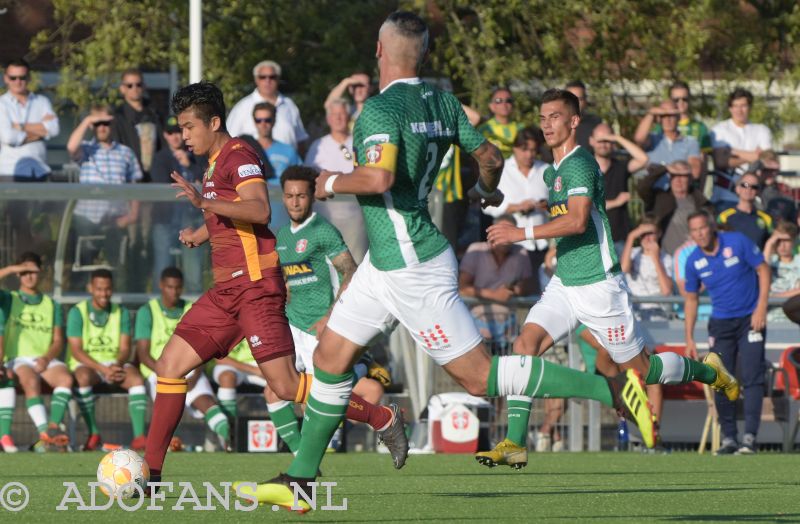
[545, 146, 620, 286]
[353, 78, 486, 270]
[276, 213, 348, 334]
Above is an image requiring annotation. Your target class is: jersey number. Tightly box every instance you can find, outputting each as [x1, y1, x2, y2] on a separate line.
[418, 142, 439, 201]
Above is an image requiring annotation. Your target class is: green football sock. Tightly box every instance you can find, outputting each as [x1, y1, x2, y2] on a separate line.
[49, 388, 71, 426]
[128, 387, 148, 438]
[0, 383, 14, 436]
[204, 405, 230, 440]
[287, 368, 353, 479]
[505, 396, 532, 447]
[77, 387, 99, 435]
[645, 353, 717, 385]
[26, 396, 48, 433]
[217, 388, 237, 419]
[268, 400, 301, 453]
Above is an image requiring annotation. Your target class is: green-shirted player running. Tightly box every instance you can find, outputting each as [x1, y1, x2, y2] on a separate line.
[476, 88, 739, 468]
[0, 253, 72, 452]
[252, 12, 659, 512]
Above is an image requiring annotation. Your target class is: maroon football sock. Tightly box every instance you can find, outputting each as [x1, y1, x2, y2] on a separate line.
[346, 393, 392, 430]
[144, 377, 187, 476]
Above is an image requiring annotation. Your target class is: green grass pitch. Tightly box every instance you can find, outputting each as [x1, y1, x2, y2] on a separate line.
[1, 451, 798, 522]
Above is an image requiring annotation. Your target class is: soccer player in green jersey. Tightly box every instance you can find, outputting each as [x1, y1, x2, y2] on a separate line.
[252, 12, 657, 512]
[476, 89, 739, 468]
[135, 267, 231, 450]
[0, 253, 71, 452]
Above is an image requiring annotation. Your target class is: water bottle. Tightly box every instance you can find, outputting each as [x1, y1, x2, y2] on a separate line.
[617, 418, 629, 451]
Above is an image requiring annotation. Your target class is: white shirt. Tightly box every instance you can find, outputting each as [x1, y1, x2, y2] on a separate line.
[226, 90, 309, 149]
[711, 118, 772, 173]
[0, 91, 60, 178]
[304, 134, 354, 174]
[625, 246, 673, 301]
[483, 156, 549, 251]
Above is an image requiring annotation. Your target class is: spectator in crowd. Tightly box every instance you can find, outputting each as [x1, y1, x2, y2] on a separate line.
[477, 87, 523, 159]
[620, 215, 674, 321]
[111, 68, 162, 181]
[666, 80, 712, 155]
[67, 105, 143, 287]
[634, 99, 702, 181]
[148, 115, 207, 292]
[638, 160, 713, 255]
[717, 172, 773, 249]
[0, 58, 59, 180]
[589, 123, 649, 253]
[324, 72, 371, 130]
[482, 127, 549, 294]
[432, 145, 472, 251]
[672, 237, 711, 321]
[750, 150, 796, 224]
[304, 99, 367, 261]
[251, 101, 302, 178]
[684, 210, 770, 455]
[565, 80, 601, 149]
[763, 221, 800, 322]
[458, 215, 535, 345]
[226, 60, 308, 151]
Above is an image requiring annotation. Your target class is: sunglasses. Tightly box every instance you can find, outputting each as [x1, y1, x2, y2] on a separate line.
[254, 117, 274, 124]
[340, 144, 352, 161]
[6, 75, 28, 81]
[492, 98, 514, 104]
[671, 97, 689, 103]
[739, 181, 761, 190]
[123, 82, 143, 88]
[93, 121, 112, 127]
[258, 74, 279, 80]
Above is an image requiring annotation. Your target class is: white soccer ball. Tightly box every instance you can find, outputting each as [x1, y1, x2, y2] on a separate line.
[97, 449, 150, 499]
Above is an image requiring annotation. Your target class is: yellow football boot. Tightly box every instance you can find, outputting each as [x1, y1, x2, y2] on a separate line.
[474, 438, 528, 469]
[704, 352, 740, 401]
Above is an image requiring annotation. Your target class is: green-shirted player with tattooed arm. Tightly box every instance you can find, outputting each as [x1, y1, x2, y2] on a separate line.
[476, 88, 739, 468]
[0, 252, 71, 452]
[252, 12, 657, 512]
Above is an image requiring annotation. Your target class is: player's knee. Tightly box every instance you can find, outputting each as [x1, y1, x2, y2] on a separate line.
[459, 376, 487, 397]
[126, 367, 144, 385]
[269, 381, 297, 402]
[154, 357, 182, 379]
[73, 368, 91, 386]
[218, 371, 235, 388]
[263, 385, 280, 404]
[53, 372, 74, 389]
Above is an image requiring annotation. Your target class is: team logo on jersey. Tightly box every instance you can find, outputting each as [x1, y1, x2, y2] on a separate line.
[366, 144, 383, 164]
[295, 239, 308, 253]
[205, 162, 216, 180]
[723, 247, 733, 258]
[554, 176, 562, 192]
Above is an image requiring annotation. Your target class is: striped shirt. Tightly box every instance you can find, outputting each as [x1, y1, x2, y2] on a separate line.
[74, 140, 143, 224]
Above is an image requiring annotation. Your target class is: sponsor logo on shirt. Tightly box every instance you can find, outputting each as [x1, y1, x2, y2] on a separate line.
[409, 120, 455, 137]
[205, 181, 215, 188]
[567, 187, 588, 196]
[231, 270, 244, 278]
[238, 164, 262, 178]
[553, 176, 562, 192]
[203, 191, 217, 200]
[295, 239, 308, 253]
[700, 271, 713, 278]
[549, 202, 568, 217]
[282, 261, 318, 286]
[363, 133, 390, 145]
[694, 258, 708, 270]
[723, 256, 739, 267]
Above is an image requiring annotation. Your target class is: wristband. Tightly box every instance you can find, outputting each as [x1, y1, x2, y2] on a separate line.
[324, 174, 339, 195]
[473, 182, 494, 198]
[524, 225, 535, 241]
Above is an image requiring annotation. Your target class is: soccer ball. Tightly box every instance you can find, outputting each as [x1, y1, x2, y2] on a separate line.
[97, 449, 150, 498]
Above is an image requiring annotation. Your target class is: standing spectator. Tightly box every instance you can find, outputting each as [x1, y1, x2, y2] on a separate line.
[226, 60, 308, 151]
[634, 99, 702, 181]
[111, 68, 163, 181]
[684, 210, 770, 454]
[717, 172, 773, 249]
[477, 87, 523, 158]
[324, 73, 371, 130]
[251, 102, 302, 178]
[589, 123, 649, 253]
[482, 127, 549, 294]
[763, 222, 800, 322]
[665, 81, 712, 155]
[149, 115, 207, 292]
[304, 99, 367, 262]
[565, 80, 601, 149]
[620, 215, 673, 320]
[67, 105, 142, 286]
[751, 150, 795, 224]
[0, 58, 59, 180]
[638, 161, 714, 255]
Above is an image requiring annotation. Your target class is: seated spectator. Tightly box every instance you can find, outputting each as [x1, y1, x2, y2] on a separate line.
[752, 151, 797, 224]
[565, 80, 602, 149]
[717, 172, 773, 249]
[482, 127, 549, 294]
[763, 221, 800, 322]
[637, 160, 713, 256]
[666, 80, 712, 155]
[477, 87, 523, 159]
[634, 99, 702, 185]
[324, 72, 371, 130]
[620, 215, 673, 320]
[251, 102, 302, 178]
[458, 216, 534, 345]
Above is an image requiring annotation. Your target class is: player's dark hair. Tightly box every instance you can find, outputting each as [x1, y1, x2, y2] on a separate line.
[687, 209, 714, 226]
[669, 80, 690, 96]
[728, 87, 753, 108]
[90, 268, 113, 282]
[171, 81, 227, 129]
[513, 126, 544, 148]
[541, 88, 580, 117]
[17, 251, 42, 268]
[565, 80, 586, 92]
[252, 102, 276, 119]
[280, 165, 318, 193]
[160, 266, 183, 281]
[4, 58, 30, 71]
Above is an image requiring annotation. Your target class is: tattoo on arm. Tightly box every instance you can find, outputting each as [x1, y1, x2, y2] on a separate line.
[330, 250, 357, 307]
[472, 142, 504, 192]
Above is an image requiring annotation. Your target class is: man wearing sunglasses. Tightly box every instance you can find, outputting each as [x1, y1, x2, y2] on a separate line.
[0, 58, 60, 181]
[717, 172, 773, 249]
[111, 68, 163, 182]
[227, 60, 308, 152]
[252, 101, 302, 178]
[477, 87, 523, 159]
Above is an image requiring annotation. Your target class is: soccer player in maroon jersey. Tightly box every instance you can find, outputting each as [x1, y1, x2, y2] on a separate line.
[143, 82, 407, 490]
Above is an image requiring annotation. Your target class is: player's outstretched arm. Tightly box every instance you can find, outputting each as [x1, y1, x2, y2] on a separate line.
[316, 167, 394, 200]
[172, 171, 271, 224]
[487, 195, 591, 247]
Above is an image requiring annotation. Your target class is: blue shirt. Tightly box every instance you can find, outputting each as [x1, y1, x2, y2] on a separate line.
[716, 206, 773, 249]
[265, 140, 302, 178]
[684, 231, 764, 319]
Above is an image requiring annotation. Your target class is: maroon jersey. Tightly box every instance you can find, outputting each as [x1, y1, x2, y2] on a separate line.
[201, 138, 279, 286]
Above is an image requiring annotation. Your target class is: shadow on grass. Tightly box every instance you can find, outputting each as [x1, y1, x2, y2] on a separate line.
[434, 486, 756, 497]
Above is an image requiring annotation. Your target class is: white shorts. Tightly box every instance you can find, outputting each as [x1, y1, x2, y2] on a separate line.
[212, 364, 267, 388]
[146, 369, 213, 419]
[525, 274, 645, 364]
[74, 362, 138, 384]
[290, 324, 318, 374]
[6, 357, 67, 372]
[327, 249, 482, 366]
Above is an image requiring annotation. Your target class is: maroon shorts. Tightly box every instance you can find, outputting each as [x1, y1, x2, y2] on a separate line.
[174, 270, 295, 364]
